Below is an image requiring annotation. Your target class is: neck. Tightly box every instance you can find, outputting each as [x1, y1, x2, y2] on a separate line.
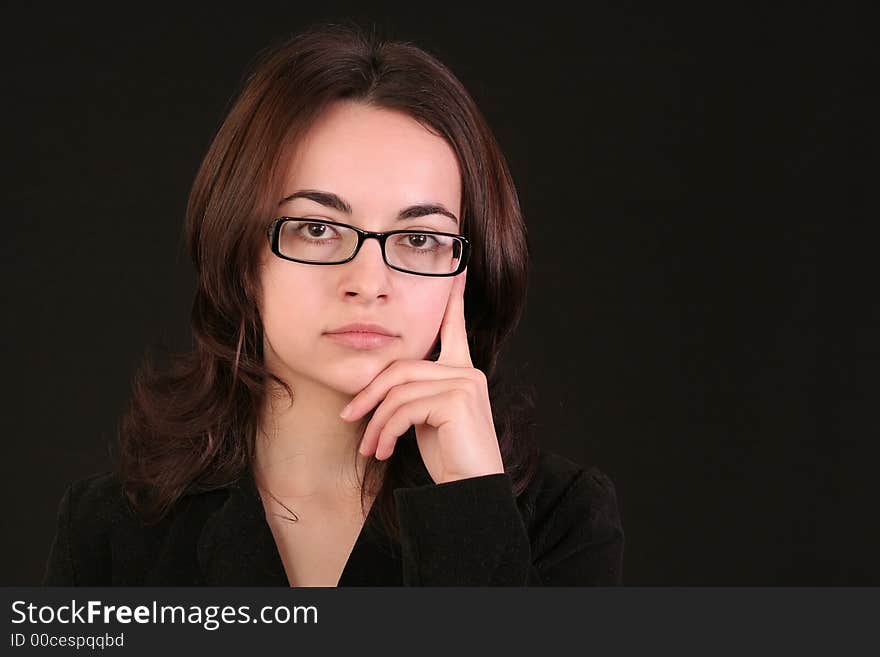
[253, 374, 374, 504]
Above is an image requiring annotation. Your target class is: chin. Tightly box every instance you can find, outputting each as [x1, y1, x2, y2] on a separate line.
[327, 358, 392, 393]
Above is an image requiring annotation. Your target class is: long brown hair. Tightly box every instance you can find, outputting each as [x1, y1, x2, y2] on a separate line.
[115, 21, 539, 542]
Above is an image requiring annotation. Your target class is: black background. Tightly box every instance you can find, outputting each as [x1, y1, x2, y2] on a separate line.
[2, 2, 876, 585]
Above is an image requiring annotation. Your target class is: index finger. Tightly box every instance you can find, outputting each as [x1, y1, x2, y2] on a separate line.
[436, 267, 472, 367]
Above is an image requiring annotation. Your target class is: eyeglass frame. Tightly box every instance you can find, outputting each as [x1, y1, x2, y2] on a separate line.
[266, 216, 471, 277]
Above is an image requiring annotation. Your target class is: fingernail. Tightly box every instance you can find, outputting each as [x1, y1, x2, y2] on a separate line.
[340, 404, 351, 419]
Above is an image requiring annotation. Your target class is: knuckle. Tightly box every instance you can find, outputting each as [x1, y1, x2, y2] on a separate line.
[386, 385, 404, 404]
[465, 372, 484, 391]
[452, 388, 471, 404]
[459, 377, 479, 394]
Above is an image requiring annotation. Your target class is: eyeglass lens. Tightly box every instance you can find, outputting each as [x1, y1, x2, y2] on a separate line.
[277, 220, 463, 275]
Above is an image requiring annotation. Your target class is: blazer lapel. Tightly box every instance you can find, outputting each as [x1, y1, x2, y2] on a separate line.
[196, 469, 289, 586]
[196, 464, 411, 586]
[337, 499, 404, 586]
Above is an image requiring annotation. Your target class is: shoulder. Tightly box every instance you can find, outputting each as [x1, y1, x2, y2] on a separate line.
[52, 471, 132, 543]
[522, 448, 621, 510]
[58, 470, 229, 523]
[43, 470, 231, 585]
[517, 448, 624, 545]
[63, 470, 127, 514]
[42, 471, 129, 585]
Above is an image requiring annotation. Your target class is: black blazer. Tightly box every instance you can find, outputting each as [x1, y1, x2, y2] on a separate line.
[41, 449, 625, 586]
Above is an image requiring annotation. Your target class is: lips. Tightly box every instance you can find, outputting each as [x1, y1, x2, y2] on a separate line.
[324, 331, 397, 349]
[325, 322, 397, 337]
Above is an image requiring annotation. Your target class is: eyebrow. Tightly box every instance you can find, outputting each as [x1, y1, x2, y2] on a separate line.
[278, 189, 459, 225]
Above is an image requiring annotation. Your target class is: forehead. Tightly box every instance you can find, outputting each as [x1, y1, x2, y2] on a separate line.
[280, 101, 462, 217]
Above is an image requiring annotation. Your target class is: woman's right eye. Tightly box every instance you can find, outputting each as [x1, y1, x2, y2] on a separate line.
[296, 221, 342, 241]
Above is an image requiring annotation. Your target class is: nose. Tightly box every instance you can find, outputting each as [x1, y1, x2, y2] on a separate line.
[341, 236, 391, 297]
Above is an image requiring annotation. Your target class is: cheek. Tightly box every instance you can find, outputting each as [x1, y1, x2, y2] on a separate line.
[400, 290, 449, 346]
[259, 267, 324, 348]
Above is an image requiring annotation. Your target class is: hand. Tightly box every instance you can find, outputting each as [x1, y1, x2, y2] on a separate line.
[339, 268, 505, 485]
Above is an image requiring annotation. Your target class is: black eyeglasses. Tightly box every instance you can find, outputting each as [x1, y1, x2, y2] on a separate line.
[266, 217, 470, 277]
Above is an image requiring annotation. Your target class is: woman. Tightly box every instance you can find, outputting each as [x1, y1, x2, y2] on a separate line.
[42, 22, 625, 586]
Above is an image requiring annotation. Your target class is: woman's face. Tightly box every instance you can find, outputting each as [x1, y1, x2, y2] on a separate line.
[258, 101, 463, 396]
